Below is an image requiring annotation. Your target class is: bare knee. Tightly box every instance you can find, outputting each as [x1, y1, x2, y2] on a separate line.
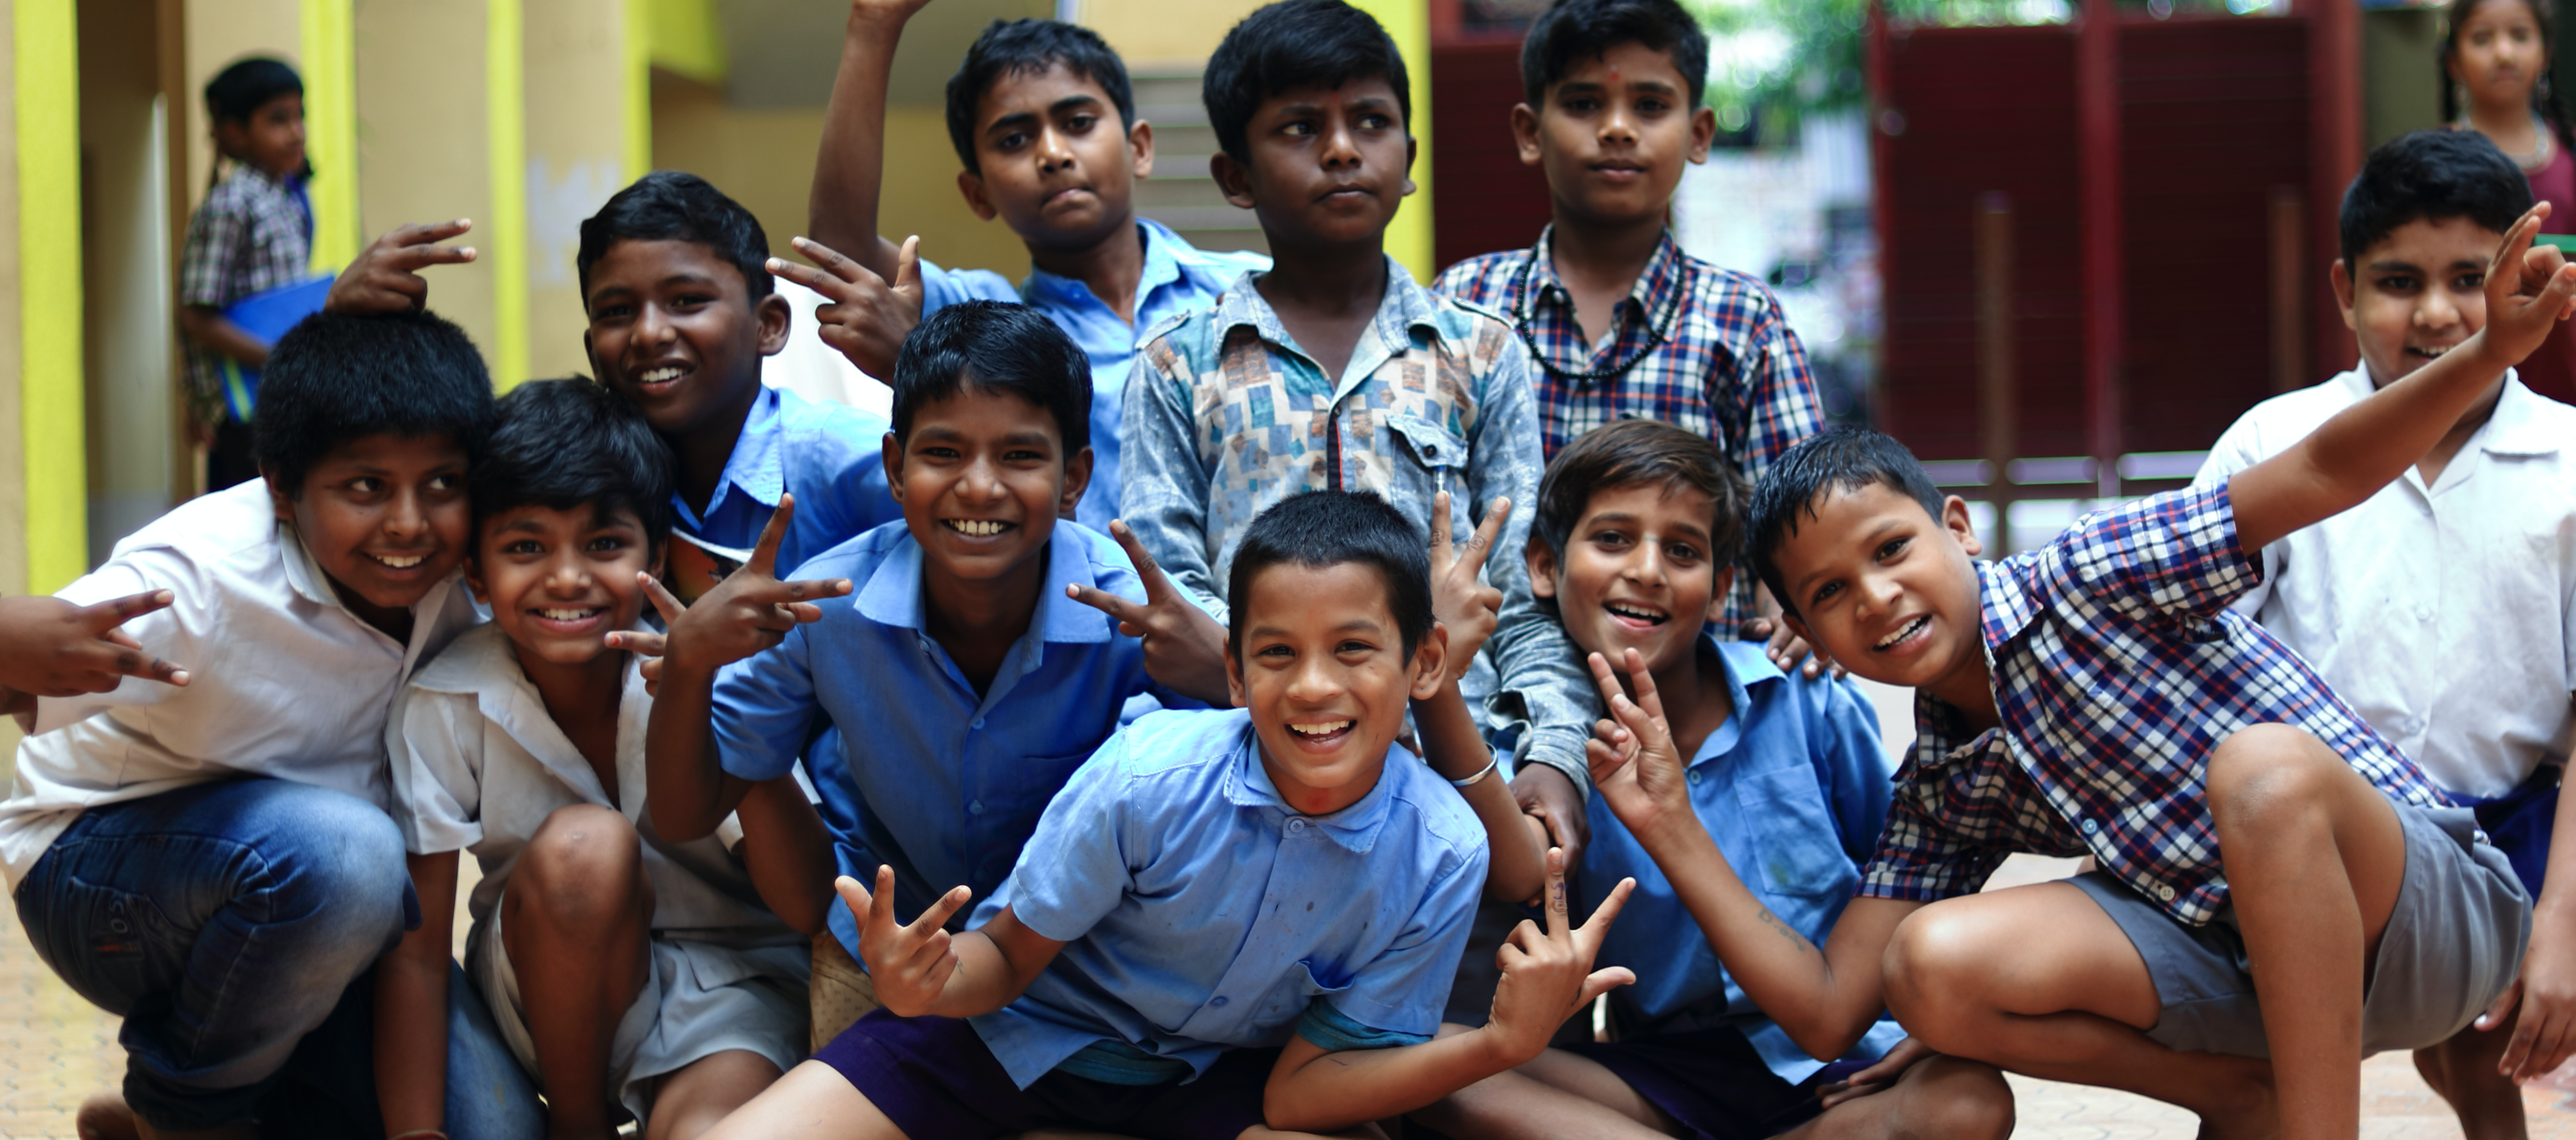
[1882, 907, 1991, 1053]
[2204, 724, 2343, 830]
[1893, 1056, 2015, 1140]
[511, 804, 649, 931]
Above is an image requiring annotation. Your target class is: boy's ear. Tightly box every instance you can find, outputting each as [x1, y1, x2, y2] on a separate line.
[1059, 445, 1095, 520]
[754, 291, 793, 357]
[212, 119, 250, 160]
[264, 471, 295, 524]
[1510, 103, 1544, 167]
[1127, 118, 1156, 180]
[1688, 105, 1717, 164]
[1409, 623, 1450, 701]
[881, 432, 906, 501]
[1525, 536, 1560, 601]
[1401, 136, 1419, 198]
[1941, 494, 1984, 559]
[1705, 566, 1736, 625]
[2330, 258, 2359, 331]
[1212, 152, 1257, 211]
[646, 536, 669, 583]
[463, 553, 490, 606]
[1224, 639, 1248, 709]
[1782, 610, 1814, 647]
[957, 170, 1000, 223]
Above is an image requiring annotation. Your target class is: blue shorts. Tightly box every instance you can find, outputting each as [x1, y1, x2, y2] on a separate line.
[814, 1009, 1275, 1140]
[2453, 764, 2559, 898]
[1562, 1029, 1876, 1140]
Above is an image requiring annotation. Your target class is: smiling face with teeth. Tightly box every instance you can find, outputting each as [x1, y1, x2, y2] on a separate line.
[1771, 481, 1994, 717]
[469, 502, 661, 672]
[583, 239, 792, 451]
[268, 432, 474, 639]
[1515, 40, 1714, 233]
[1532, 481, 1730, 688]
[1228, 561, 1447, 817]
[890, 384, 1092, 614]
[2334, 214, 2511, 401]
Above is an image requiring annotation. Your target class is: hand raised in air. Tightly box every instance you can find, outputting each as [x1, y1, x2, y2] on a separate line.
[1585, 648, 1695, 841]
[1483, 847, 1634, 1064]
[0, 591, 190, 697]
[769, 235, 922, 382]
[325, 219, 476, 315]
[1429, 492, 1509, 679]
[659, 494, 852, 679]
[1065, 520, 1232, 705]
[839, 866, 974, 1018]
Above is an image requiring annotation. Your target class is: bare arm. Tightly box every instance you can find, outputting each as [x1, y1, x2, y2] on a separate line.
[808, 0, 930, 278]
[374, 850, 458, 1137]
[1587, 648, 1921, 1059]
[1415, 679, 1545, 903]
[838, 870, 1068, 1019]
[733, 774, 837, 935]
[2234, 205, 2576, 553]
[643, 611, 759, 843]
[176, 306, 269, 368]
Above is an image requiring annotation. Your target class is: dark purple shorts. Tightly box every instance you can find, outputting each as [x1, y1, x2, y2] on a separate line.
[1563, 1029, 1876, 1140]
[813, 1009, 1277, 1140]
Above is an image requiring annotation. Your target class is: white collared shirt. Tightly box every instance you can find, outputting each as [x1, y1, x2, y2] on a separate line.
[1, 480, 482, 889]
[2193, 369, 2576, 797]
[388, 622, 798, 946]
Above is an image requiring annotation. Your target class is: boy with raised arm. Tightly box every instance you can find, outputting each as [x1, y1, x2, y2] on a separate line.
[701, 490, 1627, 1140]
[2190, 129, 2576, 1139]
[1575, 181, 2576, 1137]
[792, 0, 1269, 528]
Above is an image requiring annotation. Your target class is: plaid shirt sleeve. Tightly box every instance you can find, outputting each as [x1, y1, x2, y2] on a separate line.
[1723, 284, 1826, 491]
[178, 189, 247, 308]
[1857, 749, 2015, 903]
[2056, 483, 2264, 621]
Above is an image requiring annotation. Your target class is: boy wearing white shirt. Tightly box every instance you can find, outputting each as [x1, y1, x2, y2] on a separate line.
[379, 380, 831, 1140]
[0, 311, 537, 1138]
[2194, 129, 2576, 1139]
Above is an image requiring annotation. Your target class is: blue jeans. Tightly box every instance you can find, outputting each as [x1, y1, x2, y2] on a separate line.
[13, 779, 541, 1137]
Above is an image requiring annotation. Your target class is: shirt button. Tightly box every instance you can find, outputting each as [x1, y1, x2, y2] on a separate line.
[1212, 996, 1230, 1007]
[1289, 819, 1307, 833]
[1686, 771, 1702, 786]
[969, 800, 985, 815]
[2080, 818, 2099, 836]
[2156, 884, 2177, 901]
[972, 717, 985, 730]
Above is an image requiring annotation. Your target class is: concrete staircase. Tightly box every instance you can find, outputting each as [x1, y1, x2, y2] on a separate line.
[1129, 66, 1269, 258]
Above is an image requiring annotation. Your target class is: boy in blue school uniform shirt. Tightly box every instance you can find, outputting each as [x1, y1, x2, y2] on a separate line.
[1418, 420, 2013, 1140]
[789, 2, 1268, 529]
[646, 302, 1208, 1044]
[698, 490, 1638, 1140]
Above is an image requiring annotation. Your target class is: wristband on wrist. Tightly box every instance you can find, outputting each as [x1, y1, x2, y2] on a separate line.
[1448, 755, 1501, 788]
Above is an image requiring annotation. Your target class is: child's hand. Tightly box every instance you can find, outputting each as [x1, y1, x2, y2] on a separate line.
[325, 220, 475, 315]
[2477, 203, 2576, 370]
[839, 866, 973, 1018]
[1483, 848, 1634, 1064]
[0, 591, 189, 697]
[1429, 492, 1509, 681]
[1584, 648, 1694, 841]
[661, 494, 852, 679]
[769, 235, 922, 380]
[1817, 1036, 1937, 1108]
[2481, 907, 2576, 1082]
[1067, 520, 1232, 705]
[602, 575, 690, 697]
[1744, 616, 1843, 681]
[1511, 765, 1591, 876]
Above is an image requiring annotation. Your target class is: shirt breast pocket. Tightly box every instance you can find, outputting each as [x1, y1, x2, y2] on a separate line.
[1731, 762, 1858, 901]
[1386, 414, 1472, 526]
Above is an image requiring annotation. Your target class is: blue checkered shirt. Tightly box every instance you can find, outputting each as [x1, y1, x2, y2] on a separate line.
[1861, 483, 2449, 927]
[1436, 227, 1824, 634]
[178, 165, 312, 426]
[1120, 258, 1597, 793]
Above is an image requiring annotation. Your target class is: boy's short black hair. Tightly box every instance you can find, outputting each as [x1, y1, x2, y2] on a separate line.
[204, 57, 302, 125]
[1534, 418, 1747, 568]
[255, 310, 497, 496]
[891, 300, 1091, 453]
[2338, 129, 2532, 267]
[1227, 490, 1435, 659]
[945, 19, 1136, 174]
[1204, 0, 1411, 165]
[1745, 426, 1947, 618]
[576, 171, 773, 305]
[1519, 0, 1709, 110]
[470, 378, 678, 551]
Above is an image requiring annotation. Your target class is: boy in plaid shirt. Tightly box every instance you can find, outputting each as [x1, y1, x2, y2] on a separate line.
[1573, 204, 2576, 1137]
[177, 57, 313, 490]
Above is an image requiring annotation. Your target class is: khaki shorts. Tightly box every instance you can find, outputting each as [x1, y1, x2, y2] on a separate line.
[810, 930, 884, 1051]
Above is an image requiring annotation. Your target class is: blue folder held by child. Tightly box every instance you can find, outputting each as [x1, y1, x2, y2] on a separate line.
[217, 274, 334, 422]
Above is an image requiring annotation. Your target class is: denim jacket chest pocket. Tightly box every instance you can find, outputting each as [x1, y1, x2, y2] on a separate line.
[1384, 413, 1473, 533]
[1731, 762, 1858, 904]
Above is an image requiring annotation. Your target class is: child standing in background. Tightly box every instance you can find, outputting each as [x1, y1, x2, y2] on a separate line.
[178, 56, 315, 490]
[2446, 0, 2576, 403]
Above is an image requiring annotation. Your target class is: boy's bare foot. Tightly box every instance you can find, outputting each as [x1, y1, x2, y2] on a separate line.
[74, 1092, 138, 1140]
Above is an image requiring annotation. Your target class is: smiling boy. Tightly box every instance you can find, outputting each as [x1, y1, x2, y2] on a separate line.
[696, 489, 1634, 1140]
[1435, 0, 1825, 663]
[0, 312, 535, 1138]
[792, 1, 1270, 528]
[2190, 129, 2576, 1139]
[377, 380, 828, 1140]
[1563, 174, 2576, 1136]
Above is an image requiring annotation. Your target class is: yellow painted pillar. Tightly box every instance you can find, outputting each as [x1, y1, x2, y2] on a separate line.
[488, 0, 526, 390]
[17, 0, 85, 591]
[297, 0, 355, 269]
[1348, 0, 1430, 282]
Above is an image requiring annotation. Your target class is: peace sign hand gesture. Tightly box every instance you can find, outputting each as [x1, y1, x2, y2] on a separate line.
[2478, 202, 2576, 370]
[324, 219, 476, 315]
[0, 591, 191, 698]
[602, 574, 691, 697]
[659, 494, 853, 681]
[1485, 848, 1635, 1064]
[1429, 492, 1509, 680]
[839, 866, 975, 1017]
[769, 235, 922, 381]
[1584, 648, 1695, 843]
[1065, 520, 1232, 705]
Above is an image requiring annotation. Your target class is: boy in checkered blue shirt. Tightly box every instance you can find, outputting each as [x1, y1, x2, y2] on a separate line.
[1571, 201, 2576, 1136]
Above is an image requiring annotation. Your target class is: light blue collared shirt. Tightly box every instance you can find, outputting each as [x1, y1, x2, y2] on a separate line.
[709, 520, 1179, 961]
[968, 707, 1487, 1089]
[1580, 638, 1905, 1083]
[676, 384, 899, 575]
[919, 218, 1271, 530]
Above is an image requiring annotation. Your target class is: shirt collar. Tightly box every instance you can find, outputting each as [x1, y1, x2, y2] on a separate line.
[1974, 555, 2041, 648]
[417, 624, 646, 813]
[1690, 636, 1785, 766]
[1213, 256, 1452, 362]
[857, 529, 1116, 644]
[1221, 718, 1399, 853]
[1521, 225, 1688, 318]
[2481, 372, 2563, 457]
[699, 386, 787, 521]
[1022, 219, 1188, 311]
